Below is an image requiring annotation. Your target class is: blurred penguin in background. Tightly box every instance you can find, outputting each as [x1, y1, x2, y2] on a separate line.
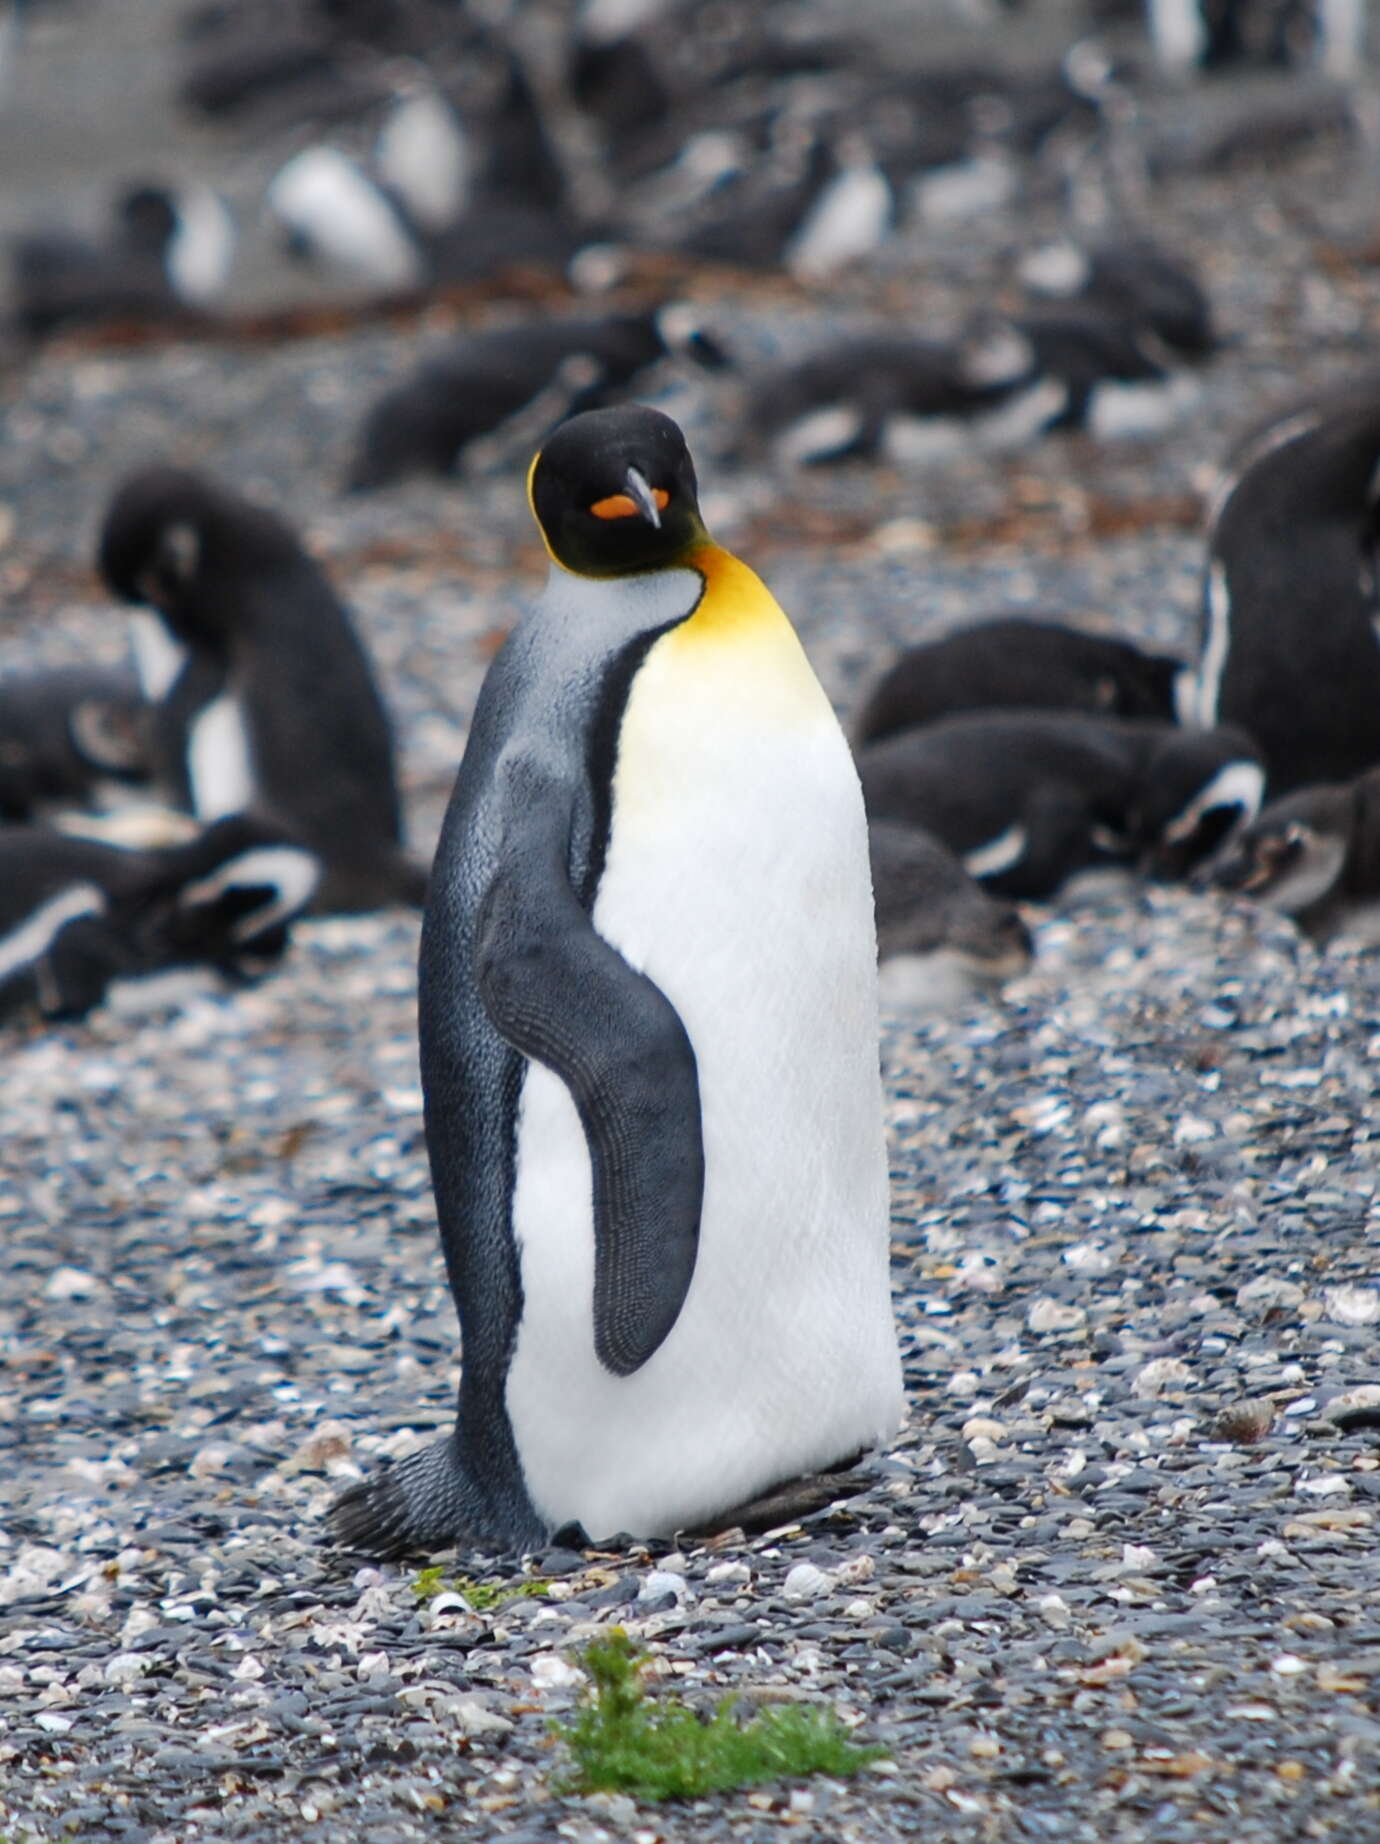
[98, 466, 427, 912]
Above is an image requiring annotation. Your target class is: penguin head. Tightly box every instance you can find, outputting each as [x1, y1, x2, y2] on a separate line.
[1137, 727, 1265, 878]
[98, 465, 301, 642]
[528, 404, 706, 577]
[1204, 784, 1352, 914]
[118, 185, 179, 254]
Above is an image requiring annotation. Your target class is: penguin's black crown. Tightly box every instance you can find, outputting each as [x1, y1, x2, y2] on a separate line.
[529, 405, 706, 578]
[98, 465, 302, 638]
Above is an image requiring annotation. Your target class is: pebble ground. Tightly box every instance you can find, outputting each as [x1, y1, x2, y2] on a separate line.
[3, 6, 1380, 1840]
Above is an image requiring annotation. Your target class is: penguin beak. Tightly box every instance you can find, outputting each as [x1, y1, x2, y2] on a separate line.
[590, 467, 666, 527]
[624, 467, 663, 528]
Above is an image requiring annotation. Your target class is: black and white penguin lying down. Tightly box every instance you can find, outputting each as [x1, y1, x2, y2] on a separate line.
[1205, 764, 1380, 946]
[852, 617, 1186, 747]
[98, 466, 428, 912]
[345, 305, 730, 489]
[870, 820, 1033, 1010]
[856, 711, 1265, 899]
[0, 665, 151, 820]
[10, 181, 234, 340]
[0, 816, 320, 1025]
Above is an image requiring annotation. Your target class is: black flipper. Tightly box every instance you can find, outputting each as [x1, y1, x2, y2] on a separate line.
[475, 749, 704, 1378]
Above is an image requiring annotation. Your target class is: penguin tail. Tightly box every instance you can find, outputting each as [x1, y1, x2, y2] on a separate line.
[328, 1436, 472, 1560]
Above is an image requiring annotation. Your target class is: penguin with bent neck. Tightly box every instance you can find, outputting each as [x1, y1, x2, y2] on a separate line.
[332, 404, 903, 1557]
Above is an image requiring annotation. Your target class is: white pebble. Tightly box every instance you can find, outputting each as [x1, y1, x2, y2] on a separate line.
[530, 1653, 584, 1691]
[44, 1265, 103, 1301]
[638, 1569, 688, 1604]
[1038, 1593, 1071, 1629]
[962, 1416, 1007, 1442]
[1297, 1475, 1349, 1498]
[1323, 1286, 1380, 1326]
[1131, 1358, 1192, 1398]
[782, 1563, 831, 1601]
[1062, 1240, 1114, 1275]
[1027, 1298, 1087, 1333]
[706, 1561, 751, 1587]
[103, 1653, 149, 1686]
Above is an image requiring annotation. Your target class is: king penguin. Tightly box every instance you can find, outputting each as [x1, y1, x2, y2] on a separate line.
[331, 404, 903, 1557]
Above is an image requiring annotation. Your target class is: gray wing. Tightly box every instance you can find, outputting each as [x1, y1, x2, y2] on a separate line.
[475, 744, 704, 1377]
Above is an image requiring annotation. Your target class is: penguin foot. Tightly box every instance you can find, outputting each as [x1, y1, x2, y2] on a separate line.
[687, 1459, 870, 1540]
[328, 1436, 481, 1560]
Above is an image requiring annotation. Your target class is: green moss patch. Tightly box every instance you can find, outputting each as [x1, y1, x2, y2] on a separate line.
[410, 1566, 550, 1611]
[555, 1630, 886, 1802]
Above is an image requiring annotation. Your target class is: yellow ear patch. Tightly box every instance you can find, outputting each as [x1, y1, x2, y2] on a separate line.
[590, 488, 670, 520]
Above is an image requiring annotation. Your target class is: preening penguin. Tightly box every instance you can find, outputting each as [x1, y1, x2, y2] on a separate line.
[97, 467, 427, 912]
[332, 404, 902, 1557]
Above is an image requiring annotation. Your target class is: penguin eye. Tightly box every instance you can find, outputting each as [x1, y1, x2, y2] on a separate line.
[589, 488, 670, 520]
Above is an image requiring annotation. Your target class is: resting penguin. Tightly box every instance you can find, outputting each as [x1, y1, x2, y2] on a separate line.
[0, 814, 320, 1025]
[331, 403, 903, 1555]
[852, 617, 1187, 747]
[345, 307, 729, 490]
[1205, 765, 1380, 945]
[0, 665, 150, 820]
[856, 710, 1264, 899]
[11, 182, 234, 340]
[1185, 395, 1380, 796]
[870, 820, 1034, 1012]
[97, 467, 427, 912]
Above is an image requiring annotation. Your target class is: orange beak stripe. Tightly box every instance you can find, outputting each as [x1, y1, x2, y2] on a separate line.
[590, 487, 670, 520]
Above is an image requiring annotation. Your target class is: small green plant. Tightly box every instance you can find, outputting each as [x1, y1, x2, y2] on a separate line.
[555, 1629, 886, 1801]
[410, 1566, 550, 1611]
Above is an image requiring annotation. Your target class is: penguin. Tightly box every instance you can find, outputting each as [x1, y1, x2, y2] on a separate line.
[870, 820, 1033, 1012]
[740, 326, 1049, 469]
[345, 306, 730, 490]
[97, 467, 427, 912]
[852, 617, 1187, 748]
[1185, 394, 1380, 796]
[855, 710, 1263, 899]
[0, 665, 150, 821]
[781, 133, 894, 284]
[330, 403, 903, 1556]
[11, 182, 234, 340]
[1012, 304, 1199, 441]
[265, 43, 575, 292]
[1204, 764, 1380, 945]
[0, 814, 320, 1026]
[1147, 0, 1365, 75]
[1017, 236, 1216, 358]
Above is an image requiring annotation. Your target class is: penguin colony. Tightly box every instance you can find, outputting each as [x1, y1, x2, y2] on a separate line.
[5, 0, 1380, 1555]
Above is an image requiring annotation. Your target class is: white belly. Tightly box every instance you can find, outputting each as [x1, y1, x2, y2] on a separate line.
[188, 692, 254, 820]
[505, 615, 902, 1538]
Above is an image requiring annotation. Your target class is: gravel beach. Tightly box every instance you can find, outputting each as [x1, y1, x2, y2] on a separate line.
[4, 5, 1380, 1840]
